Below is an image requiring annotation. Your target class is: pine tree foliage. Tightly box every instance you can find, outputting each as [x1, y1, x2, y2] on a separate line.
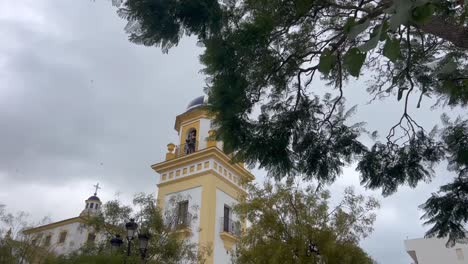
[109, 0, 468, 244]
[420, 117, 468, 246]
[0, 206, 56, 263]
[232, 181, 379, 264]
[357, 131, 445, 196]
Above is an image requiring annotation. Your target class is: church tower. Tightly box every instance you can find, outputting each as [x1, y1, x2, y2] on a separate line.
[24, 184, 104, 256]
[80, 184, 102, 217]
[151, 96, 255, 264]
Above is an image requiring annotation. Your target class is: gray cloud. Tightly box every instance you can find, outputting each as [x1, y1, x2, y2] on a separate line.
[0, 0, 204, 192]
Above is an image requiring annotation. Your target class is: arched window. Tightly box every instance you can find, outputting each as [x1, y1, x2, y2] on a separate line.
[87, 233, 96, 243]
[184, 128, 197, 154]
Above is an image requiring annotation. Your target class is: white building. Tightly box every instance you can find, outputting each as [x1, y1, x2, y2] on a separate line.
[151, 96, 255, 264]
[23, 190, 105, 256]
[404, 236, 468, 264]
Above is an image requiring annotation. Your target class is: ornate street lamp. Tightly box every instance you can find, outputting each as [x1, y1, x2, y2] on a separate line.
[126, 218, 138, 239]
[109, 219, 150, 260]
[110, 234, 123, 252]
[138, 233, 150, 260]
[125, 218, 138, 256]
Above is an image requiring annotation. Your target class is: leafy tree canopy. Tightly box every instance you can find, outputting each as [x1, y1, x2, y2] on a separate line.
[110, 0, 467, 245]
[232, 181, 379, 264]
[0, 205, 55, 264]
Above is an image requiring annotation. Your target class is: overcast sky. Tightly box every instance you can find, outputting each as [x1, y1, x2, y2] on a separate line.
[0, 1, 462, 263]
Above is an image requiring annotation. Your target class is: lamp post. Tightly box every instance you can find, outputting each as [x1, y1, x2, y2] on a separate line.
[110, 219, 150, 261]
[125, 219, 138, 257]
[110, 234, 123, 253]
[138, 233, 150, 260]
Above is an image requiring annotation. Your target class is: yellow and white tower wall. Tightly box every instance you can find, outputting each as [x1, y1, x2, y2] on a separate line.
[151, 96, 255, 264]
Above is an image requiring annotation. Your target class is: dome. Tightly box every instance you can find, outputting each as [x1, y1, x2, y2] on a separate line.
[186, 95, 207, 111]
[87, 195, 101, 201]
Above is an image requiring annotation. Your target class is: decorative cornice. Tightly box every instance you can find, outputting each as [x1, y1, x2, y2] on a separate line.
[220, 231, 238, 251]
[174, 108, 210, 132]
[157, 169, 248, 196]
[152, 147, 255, 182]
[174, 227, 192, 239]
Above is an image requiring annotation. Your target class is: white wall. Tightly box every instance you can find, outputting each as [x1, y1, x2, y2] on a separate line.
[213, 189, 239, 264]
[163, 186, 202, 246]
[32, 220, 105, 256]
[198, 118, 211, 150]
[405, 237, 468, 264]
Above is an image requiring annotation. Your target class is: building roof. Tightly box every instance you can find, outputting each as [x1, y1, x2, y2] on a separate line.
[23, 217, 82, 234]
[87, 195, 100, 201]
[186, 95, 207, 111]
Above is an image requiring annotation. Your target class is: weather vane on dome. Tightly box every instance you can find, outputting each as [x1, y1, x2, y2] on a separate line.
[93, 183, 101, 196]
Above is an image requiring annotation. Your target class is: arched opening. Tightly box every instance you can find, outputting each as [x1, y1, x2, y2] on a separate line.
[184, 128, 197, 155]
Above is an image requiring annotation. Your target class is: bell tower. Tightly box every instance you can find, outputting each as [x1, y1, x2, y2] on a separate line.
[151, 96, 255, 264]
[80, 183, 102, 217]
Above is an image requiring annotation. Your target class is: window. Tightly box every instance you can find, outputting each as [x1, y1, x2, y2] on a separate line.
[177, 200, 189, 227]
[90, 203, 94, 209]
[87, 233, 96, 243]
[184, 129, 197, 154]
[58, 231, 67, 244]
[223, 205, 231, 232]
[44, 235, 51, 246]
[456, 248, 464, 260]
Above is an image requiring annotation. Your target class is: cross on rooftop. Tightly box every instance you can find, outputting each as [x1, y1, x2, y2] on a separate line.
[93, 183, 101, 196]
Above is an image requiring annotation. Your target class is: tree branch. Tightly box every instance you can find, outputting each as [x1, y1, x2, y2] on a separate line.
[418, 16, 468, 49]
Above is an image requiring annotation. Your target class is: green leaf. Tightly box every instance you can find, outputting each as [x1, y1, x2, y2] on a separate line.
[414, 0, 431, 5]
[358, 35, 380, 52]
[343, 18, 356, 34]
[384, 5, 396, 14]
[379, 21, 390, 41]
[358, 23, 385, 52]
[383, 37, 401, 62]
[389, 0, 412, 30]
[344, 48, 366, 77]
[411, 3, 435, 24]
[437, 59, 457, 75]
[318, 48, 337, 75]
[347, 19, 370, 39]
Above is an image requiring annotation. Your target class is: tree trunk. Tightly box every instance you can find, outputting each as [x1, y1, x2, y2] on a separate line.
[418, 16, 468, 49]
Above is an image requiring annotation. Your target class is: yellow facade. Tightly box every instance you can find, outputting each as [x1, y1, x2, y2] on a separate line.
[152, 105, 254, 264]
